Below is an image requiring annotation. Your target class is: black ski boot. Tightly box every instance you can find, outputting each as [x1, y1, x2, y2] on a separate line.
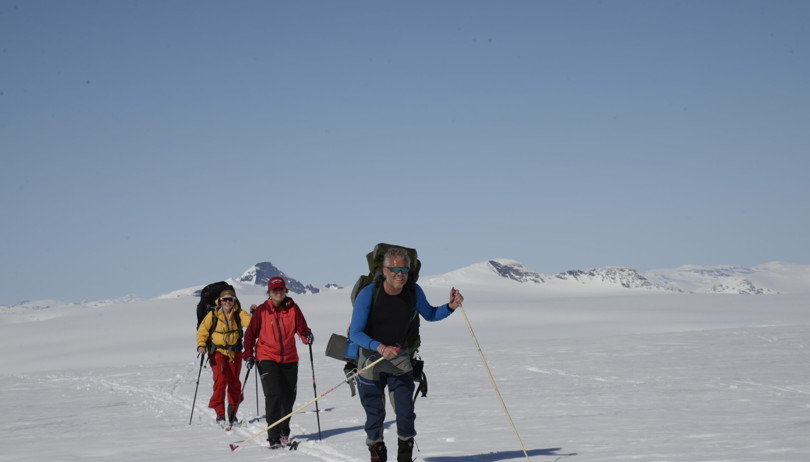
[225, 404, 240, 428]
[268, 437, 282, 450]
[397, 437, 415, 462]
[369, 441, 387, 461]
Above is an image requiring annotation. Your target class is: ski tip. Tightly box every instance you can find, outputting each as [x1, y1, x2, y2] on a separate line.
[229, 443, 239, 452]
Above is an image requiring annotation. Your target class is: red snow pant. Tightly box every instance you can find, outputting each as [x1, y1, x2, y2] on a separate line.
[207, 351, 243, 418]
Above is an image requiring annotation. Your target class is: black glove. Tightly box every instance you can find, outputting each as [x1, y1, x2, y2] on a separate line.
[304, 329, 314, 345]
[245, 357, 255, 369]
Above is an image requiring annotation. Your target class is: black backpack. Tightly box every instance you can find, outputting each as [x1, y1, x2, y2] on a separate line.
[196, 281, 245, 352]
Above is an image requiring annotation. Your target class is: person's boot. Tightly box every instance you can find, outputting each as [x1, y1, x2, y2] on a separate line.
[397, 437, 414, 462]
[369, 441, 387, 461]
[268, 437, 282, 449]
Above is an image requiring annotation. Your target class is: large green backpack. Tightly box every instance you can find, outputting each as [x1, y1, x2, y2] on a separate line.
[327, 243, 427, 400]
[349, 243, 422, 354]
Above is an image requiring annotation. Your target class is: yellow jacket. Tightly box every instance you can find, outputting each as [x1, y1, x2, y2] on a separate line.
[196, 303, 252, 362]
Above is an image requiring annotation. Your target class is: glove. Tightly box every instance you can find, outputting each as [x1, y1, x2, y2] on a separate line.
[304, 329, 314, 345]
[245, 357, 255, 369]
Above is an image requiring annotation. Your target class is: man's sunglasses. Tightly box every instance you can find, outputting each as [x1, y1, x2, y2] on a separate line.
[220, 297, 235, 303]
[386, 266, 409, 274]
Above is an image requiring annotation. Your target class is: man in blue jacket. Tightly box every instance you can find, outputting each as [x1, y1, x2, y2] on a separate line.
[349, 246, 464, 462]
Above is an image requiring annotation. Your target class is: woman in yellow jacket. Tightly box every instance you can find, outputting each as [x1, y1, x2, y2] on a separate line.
[196, 288, 252, 428]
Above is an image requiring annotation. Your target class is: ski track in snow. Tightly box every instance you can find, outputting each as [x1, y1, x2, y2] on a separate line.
[2, 359, 370, 461]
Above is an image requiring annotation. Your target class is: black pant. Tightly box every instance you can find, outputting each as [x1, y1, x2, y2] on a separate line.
[258, 360, 298, 439]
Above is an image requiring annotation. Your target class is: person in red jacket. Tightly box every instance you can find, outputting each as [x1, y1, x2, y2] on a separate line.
[243, 276, 313, 449]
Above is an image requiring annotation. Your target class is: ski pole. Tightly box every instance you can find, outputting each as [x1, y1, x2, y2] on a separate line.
[255, 363, 259, 416]
[229, 361, 252, 421]
[229, 355, 385, 451]
[458, 304, 532, 461]
[189, 352, 206, 425]
[308, 342, 323, 441]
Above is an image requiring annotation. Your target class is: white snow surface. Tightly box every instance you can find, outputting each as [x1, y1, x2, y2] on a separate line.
[3, 262, 810, 461]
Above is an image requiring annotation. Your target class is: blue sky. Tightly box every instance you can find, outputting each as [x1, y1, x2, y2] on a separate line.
[1, 1, 808, 305]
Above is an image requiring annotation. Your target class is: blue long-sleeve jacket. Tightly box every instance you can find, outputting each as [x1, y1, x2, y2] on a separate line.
[349, 282, 454, 351]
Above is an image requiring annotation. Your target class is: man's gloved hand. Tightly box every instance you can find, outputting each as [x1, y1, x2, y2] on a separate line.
[245, 356, 255, 369]
[303, 329, 314, 345]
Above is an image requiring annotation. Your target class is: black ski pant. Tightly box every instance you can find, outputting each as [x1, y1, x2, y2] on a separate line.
[258, 360, 298, 440]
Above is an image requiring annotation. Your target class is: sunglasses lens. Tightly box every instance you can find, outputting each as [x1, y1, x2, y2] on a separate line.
[221, 297, 234, 302]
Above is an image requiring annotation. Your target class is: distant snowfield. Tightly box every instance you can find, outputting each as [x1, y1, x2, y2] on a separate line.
[3, 266, 809, 461]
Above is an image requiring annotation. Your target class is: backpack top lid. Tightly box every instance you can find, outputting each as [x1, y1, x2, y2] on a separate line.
[367, 243, 420, 284]
[351, 243, 421, 305]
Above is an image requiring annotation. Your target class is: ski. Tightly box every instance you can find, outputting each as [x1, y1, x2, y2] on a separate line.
[217, 418, 242, 432]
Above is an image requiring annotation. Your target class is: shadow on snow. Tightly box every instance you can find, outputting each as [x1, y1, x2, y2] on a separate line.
[251, 415, 572, 461]
[289, 418, 394, 441]
[423, 448, 576, 461]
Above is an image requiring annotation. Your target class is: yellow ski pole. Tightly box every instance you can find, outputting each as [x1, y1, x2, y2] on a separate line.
[229, 355, 385, 451]
[458, 303, 532, 461]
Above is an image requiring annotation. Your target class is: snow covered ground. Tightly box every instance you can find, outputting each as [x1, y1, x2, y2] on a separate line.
[2, 267, 809, 461]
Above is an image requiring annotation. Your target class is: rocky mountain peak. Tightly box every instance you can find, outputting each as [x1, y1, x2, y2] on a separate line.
[238, 262, 319, 295]
[488, 259, 548, 283]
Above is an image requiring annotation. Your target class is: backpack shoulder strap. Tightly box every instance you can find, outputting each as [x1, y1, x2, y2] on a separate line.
[208, 311, 219, 335]
[234, 307, 244, 349]
[234, 307, 243, 329]
[370, 277, 385, 307]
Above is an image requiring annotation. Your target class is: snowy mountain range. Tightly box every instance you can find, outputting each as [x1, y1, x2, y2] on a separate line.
[3, 260, 807, 311]
[436, 259, 808, 295]
[643, 262, 801, 294]
[231, 259, 808, 298]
